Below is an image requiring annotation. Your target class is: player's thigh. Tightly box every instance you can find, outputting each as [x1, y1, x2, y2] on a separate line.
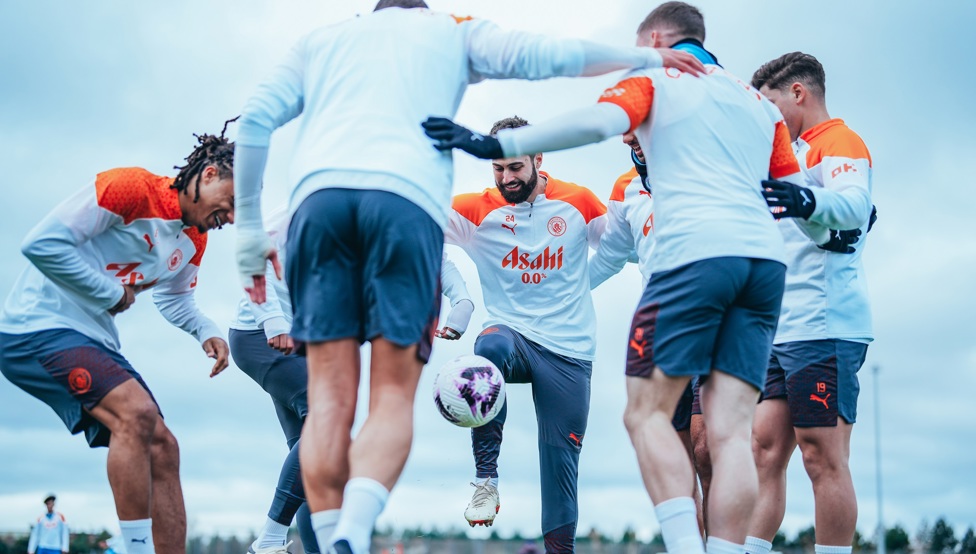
[473, 325, 534, 384]
[777, 340, 866, 428]
[627, 257, 749, 381]
[530, 349, 591, 451]
[712, 258, 786, 390]
[357, 191, 443, 363]
[286, 189, 364, 344]
[1, 329, 158, 447]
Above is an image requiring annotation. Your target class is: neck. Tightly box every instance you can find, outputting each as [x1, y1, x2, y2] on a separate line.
[798, 105, 832, 140]
[525, 173, 548, 204]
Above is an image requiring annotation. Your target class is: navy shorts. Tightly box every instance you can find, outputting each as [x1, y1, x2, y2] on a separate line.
[229, 329, 309, 447]
[761, 339, 867, 427]
[286, 189, 443, 362]
[626, 257, 786, 390]
[0, 329, 158, 448]
[691, 377, 703, 416]
[672, 381, 693, 431]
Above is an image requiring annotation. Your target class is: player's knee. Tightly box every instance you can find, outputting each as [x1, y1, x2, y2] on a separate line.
[150, 426, 181, 471]
[473, 333, 514, 369]
[117, 403, 159, 445]
[798, 436, 844, 480]
[692, 436, 712, 477]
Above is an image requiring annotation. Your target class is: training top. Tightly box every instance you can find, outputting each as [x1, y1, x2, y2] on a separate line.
[0, 168, 223, 352]
[235, 7, 659, 229]
[445, 173, 606, 361]
[230, 209, 474, 339]
[28, 512, 69, 554]
[597, 65, 801, 273]
[775, 118, 874, 344]
[588, 167, 655, 288]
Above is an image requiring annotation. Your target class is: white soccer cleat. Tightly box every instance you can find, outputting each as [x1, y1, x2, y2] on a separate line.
[247, 540, 293, 554]
[464, 479, 500, 527]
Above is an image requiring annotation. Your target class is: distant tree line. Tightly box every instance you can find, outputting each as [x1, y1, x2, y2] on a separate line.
[1, 516, 974, 554]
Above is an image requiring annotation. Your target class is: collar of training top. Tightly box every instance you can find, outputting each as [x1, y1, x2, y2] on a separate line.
[670, 38, 721, 68]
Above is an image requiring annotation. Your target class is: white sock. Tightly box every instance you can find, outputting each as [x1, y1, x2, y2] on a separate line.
[475, 476, 499, 489]
[330, 478, 389, 554]
[119, 519, 155, 554]
[745, 536, 773, 554]
[310, 509, 340, 553]
[815, 545, 852, 554]
[654, 497, 705, 554]
[253, 518, 290, 550]
[707, 536, 745, 554]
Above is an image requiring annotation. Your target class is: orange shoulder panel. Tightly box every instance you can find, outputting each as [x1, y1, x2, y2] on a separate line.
[96, 168, 181, 225]
[544, 174, 607, 223]
[183, 228, 208, 267]
[769, 121, 801, 179]
[451, 14, 473, 24]
[805, 121, 873, 169]
[598, 76, 655, 133]
[609, 168, 640, 202]
[452, 188, 509, 227]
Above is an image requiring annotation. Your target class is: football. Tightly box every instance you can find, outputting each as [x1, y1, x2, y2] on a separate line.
[433, 355, 506, 428]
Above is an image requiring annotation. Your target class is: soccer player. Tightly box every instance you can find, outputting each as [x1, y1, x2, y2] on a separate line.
[0, 126, 237, 554]
[588, 133, 712, 536]
[28, 494, 69, 554]
[232, 1, 705, 554]
[443, 115, 606, 552]
[744, 52, 875, 554]
[424, 4, 808, 552]
[230, 208, 475, 554]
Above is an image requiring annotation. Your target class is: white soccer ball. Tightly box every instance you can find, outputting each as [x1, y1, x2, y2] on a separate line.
[432, 354, 506, 428]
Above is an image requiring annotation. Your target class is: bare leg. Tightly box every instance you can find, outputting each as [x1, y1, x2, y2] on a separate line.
[689, 414, 712, 536]
[748, 399, 796, 542]
[700, 372, 762, 544]
[149, 419, 186, 554]
[88, 380, 159, 521]
[796, 420, 856, 546]
[301, 339, 360, 511]
[678, 428, 705, 536]
[349, 338, 424, 487]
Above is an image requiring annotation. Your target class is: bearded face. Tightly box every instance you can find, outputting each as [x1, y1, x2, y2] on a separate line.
[494, 157, 539, 204]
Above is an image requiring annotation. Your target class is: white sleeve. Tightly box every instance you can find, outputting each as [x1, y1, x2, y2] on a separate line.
[444, 207, 475, 246]
[440, 253, 472, 306]
[250, 260, 289, 340]
[588, 199, 635, 289]
[809, 156, 873, 229]
[496, 102, 632, 157]
[152, 263, 223, 345]
[21, 183, 125, 312]
[28, 520, 38, 554]
[463, 19, 661, 82]
[60, 518, 69, 551]
[779, 169, 831, 245]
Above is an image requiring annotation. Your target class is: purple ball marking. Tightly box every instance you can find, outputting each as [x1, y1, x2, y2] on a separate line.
[456, 365, 502, 418]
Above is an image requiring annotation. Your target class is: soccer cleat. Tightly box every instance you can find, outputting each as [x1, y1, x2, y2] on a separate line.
[246, 541, 293, 554]
[464, 479, 500, 527]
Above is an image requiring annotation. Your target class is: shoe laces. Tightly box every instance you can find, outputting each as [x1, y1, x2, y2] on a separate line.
[469, 479, 497, 508]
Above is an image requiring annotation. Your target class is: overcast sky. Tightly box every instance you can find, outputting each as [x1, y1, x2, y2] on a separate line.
[1, 0, 974, 545]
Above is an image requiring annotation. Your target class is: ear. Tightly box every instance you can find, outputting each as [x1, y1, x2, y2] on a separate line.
[534, 153, 543, 168]
[791, 82, 805, 104]
[201, 164, 218, 182]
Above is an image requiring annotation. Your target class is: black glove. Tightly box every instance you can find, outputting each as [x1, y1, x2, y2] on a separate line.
[868, 205, 877, 232]
[422, 117, 503, 160]
[631, 149, 651, 194]
[762, 178, 817, 219]
[818, 228, 862, 254]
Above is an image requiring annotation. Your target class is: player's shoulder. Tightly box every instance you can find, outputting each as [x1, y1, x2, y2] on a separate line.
[803, 118, 872, 166]
[452, 187, 508, 226]
[545, 174, 606, 221]
[95, 167, 180, 224]
[181, 227, 208, 267]
[609, 168, 641, 202]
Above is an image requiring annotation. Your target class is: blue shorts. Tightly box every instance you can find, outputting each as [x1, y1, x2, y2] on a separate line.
[286, 189, 443, 362]
[626, 257, 786, 390]
[229, 329, 309, 447]
[672, 381, 693, 431]
[761, 339, 868, 426]
[0, 329, 158, 448]
[691, 377, 703, 416]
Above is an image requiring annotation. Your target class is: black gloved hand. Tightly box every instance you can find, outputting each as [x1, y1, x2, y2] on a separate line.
[868, 205, 877, 232]
[631, 149, 651, 194]
[422, 117, 503, 160]
[762, 178, 817, 219]
[818, 228, 862, 254]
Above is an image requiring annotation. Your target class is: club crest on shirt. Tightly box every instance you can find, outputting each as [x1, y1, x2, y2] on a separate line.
[168, 249, 184, 271]
[547, 216, 567, 237]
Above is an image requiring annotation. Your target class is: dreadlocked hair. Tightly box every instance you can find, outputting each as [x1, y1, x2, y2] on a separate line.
[171, 116, 239, 203]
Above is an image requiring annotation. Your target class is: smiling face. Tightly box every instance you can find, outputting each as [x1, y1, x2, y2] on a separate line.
[492, 154, 542, 204]
[179, 165, 235, 233]
[623, 131, 645, 162]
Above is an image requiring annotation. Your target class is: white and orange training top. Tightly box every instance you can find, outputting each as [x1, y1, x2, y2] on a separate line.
[0, 167, 223, 352]
[775, 119, 874, 344]
[596, 64, 801, 273]
[445, 173, 606, 361]
[588, 167, 655, 288]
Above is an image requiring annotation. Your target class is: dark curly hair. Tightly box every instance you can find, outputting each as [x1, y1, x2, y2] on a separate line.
[171, 116, 238, 203]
